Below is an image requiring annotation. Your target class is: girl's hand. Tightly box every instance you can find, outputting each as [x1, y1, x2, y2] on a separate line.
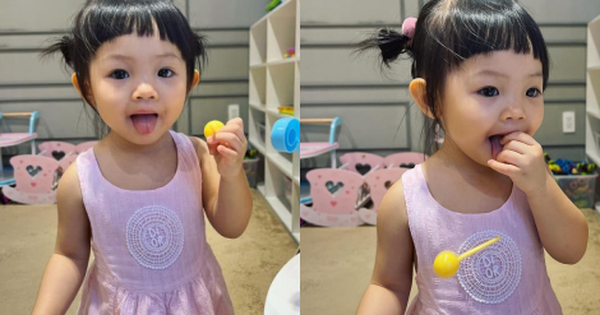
[207, 118, 247, 180]
[487, 131, 551, 195]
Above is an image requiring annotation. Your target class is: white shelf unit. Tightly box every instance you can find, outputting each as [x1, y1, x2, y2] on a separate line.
[585, 15, 600, 166]
[249, 0, 300, 243]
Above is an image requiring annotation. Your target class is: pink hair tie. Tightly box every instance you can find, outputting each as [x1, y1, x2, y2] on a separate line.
[402, 17, 418, 40]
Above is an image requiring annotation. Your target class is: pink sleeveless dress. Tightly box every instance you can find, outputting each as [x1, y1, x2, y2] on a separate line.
[403, 164, 562, 314]
[76, 131, 233, 314]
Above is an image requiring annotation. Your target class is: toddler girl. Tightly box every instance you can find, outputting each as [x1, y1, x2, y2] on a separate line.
[33, 0, 252, 313]
[356, 0, 588, 314]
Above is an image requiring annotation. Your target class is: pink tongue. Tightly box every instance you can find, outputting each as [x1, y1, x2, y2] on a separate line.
[490, 135, 503, 159]
[131, 114, 157, 135]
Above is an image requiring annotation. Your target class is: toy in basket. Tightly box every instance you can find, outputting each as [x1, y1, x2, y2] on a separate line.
[545, 153, 598, 208]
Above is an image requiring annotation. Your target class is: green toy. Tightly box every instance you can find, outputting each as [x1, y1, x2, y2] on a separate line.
[265, 0, 282, 11]
[544, 152, 596, 176]
[246, 149, 258, 159]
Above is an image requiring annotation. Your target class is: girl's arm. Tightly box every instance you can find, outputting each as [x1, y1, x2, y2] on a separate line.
[32, 161, 91, 314]
[356, 180, 414, 314]
[524, 174, 588, 264]
[191, 119, 252, 238]
[488, 131, 588, 264]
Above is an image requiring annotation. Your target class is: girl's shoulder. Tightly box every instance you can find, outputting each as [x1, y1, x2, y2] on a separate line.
[379, 178, 408, 224]
[58, 159, 83, 204]
[187, 136, 214, 168]
[187, 135, 209, 156]
[376, 178, 410, 239]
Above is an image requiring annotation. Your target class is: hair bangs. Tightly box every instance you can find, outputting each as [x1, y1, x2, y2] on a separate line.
[80, 2, 172, 50]
[426, 0, 549, 87]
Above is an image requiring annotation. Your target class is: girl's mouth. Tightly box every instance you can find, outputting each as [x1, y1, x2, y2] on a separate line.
[131, 113, 158, 135]
[489, 135, 503, 159]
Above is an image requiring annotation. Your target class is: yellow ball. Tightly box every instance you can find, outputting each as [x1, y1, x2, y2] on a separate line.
[433, 250, 460, 278]
[204, 120, 224, 138]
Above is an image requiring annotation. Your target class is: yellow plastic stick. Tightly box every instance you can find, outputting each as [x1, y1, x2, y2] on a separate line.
[458, 236, 501, 260]
[433, 236, 501, 278]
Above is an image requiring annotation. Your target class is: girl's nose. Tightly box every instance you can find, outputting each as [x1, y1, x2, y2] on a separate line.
[132, 82, 158, 100]
[501, 100, 526, 121]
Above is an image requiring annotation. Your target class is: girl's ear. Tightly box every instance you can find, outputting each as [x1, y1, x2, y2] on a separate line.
[71, 73, 95, 106]
[409, 78, 435, 119]
[71, 73, 82, 94]
[192, 69, 201, 88]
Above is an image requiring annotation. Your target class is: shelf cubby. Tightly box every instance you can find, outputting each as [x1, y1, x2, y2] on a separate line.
[249, 66, 267, 106]
[589, 17, 600, 69]
[248, 107, 266, 153]
[267, 62, 295, 110]
[266, 0, 297, 62]
[249, 0, 300, 243]
[250, 18, 267, 66]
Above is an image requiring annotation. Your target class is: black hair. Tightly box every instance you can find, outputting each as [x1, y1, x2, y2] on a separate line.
[358, 0, 549, 153]
[42, 0, 207, 137]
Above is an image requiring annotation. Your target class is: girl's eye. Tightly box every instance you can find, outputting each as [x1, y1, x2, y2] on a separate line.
[478, 87, 499, 97]
[158, 68, 174, 78]
[110, 69, 129, 80]
[526, 88, 542, 97]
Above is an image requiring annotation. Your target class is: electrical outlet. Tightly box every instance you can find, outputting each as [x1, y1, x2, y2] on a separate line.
[562, 111, 575, 133]
[228, 104, 240, 120]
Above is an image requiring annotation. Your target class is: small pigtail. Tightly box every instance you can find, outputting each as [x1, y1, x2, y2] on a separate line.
[41, 35, 75, 70]
[380, 28, 411, 65]
[193, 33, 208, 72]
[357, 17, 417, 68]
[358, 28, 410, 67]
[357, 28, 411, 67]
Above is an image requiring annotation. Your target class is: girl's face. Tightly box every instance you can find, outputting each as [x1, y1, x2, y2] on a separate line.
[439, 50, 544, 166]
[87, 31, 189, 145]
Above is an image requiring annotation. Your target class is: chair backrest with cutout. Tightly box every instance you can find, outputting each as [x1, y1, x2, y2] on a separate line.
[363, 168, 408, 212]
[383, 152, 428, 169]
[9, 154, 60, 194]
[306, 168, 365, 215]
[339, 152, 384, 176]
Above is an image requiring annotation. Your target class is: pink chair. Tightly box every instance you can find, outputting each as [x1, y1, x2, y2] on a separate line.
[339, 152, 384, 175]
[299, 117, 342, 205]
[300, 168, 365, 227]
[2, 140, 98, 204]
[2, 155, 60, 204]
[300, 117, 341, 168]
[339, 152, 385, 208]
[358, 168, 408, 225]
[0, 111, 40, 187]
[383, 152, 428, 169]
[38, 141, 77, 172]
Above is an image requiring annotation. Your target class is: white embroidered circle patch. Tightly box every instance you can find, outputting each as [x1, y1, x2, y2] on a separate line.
[457, 230, 521, 304]
[126, 205, 184, 270]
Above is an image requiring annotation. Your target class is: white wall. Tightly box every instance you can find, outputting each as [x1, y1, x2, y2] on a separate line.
[300, 0, 600, 166]
[0, 0, 269, 147]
